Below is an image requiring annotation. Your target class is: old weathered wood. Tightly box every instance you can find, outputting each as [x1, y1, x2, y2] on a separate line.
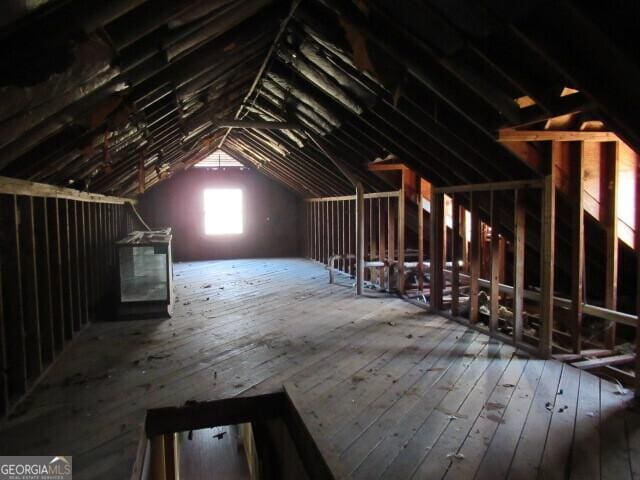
[150, 434, 166, 480]
[539, 144, 557, 357]
[388, 197, 396, 285]
[460, 205, 468, 273]
[499, 129, 619, 142]
[513, 190, 526, 343]
[0, 259, 635, 478]
[0, 257, 6, 417]
[430, 191, 444, 311]
[397, 183, 405, 293]
[58, 200, 74, 341]
[32, 198, 54, 365]
[572, 354, 635, 370]
[434, 179, 543, 194]
[0, 176, 134, 205]
[636, 159, 640, 399]
[416, 176, 424, 293]
[451, 195, 460, 316]
[469, 192, 480, 323]
[0, 194, 27, 397]
[67, 201, 82, 330]
[77, 202, 89, 326]
[570, 142, 585, 354]
[378, 199, 387, 290]
[46, 198, 64, 351]
[355, 182, 364, 295]
[218, 120, 303, 130]
[489, 191, 500, 332]
[17, 195, 42, 378]
[604, 141, 619, 349]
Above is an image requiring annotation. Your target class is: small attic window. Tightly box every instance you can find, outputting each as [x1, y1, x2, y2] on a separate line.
[195, 149, 244, 169]
[204, 189, 243, 235]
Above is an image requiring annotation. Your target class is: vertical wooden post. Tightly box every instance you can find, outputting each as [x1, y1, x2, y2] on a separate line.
[85, 203, 95, 319]
[316, 202, 320, 262]
[489, 191, 500, 332]
[397, 186, 406, 293]
[460, 208, 468, 274]
[0, 256, 7, 416]
[59, 200, 73, 340]
[388, 197, 396, 289]
[163, 433, 177, 480]
[17, 195, 42, 378]
[513, 190, 526, 343]
[68, 201, 81, 330]
[451, 195, 460, 316]
[313, 202, 318, 261]
[378, 198, 386, 291]
[469, 193, 481, 323]
[356, 183, 365, 295]
[369, 199, 377, 285]
[33, 198, 54, 365]
[0, 194, 27, 397]
[337, 201, 341, 271]
[324, 201, 328, 264]
[347, 200, 352, 275]
[342, 201, 346, 272]
[416, 176, 424, 293]
[540, 144, 557, 358]
[330, 201, 335, 260]
[430, 191, 444, 312]
[604, 141, 619, 348]
[150, 434, 167, 480]
[570, 142, 585, 353]
[46, 198, 64, 351]
[635, 159, 640, 399]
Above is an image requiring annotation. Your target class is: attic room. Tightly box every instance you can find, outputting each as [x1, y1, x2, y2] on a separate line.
[0, 0, 639, 479]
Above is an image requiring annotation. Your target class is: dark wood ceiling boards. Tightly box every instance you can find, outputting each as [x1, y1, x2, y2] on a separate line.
[0, 0, 638, 200]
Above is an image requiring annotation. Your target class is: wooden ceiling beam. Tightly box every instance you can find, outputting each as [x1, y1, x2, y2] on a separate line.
[499, 129, 619, 142]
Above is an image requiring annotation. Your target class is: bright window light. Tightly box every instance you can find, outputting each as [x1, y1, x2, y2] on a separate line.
[204, 188, 243, 235]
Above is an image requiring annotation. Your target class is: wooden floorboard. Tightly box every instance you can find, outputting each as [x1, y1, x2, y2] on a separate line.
[0, 258, 636, 480]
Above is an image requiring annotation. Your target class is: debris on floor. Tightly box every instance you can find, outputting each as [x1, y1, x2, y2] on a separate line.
[446, 452, 465, 460]
[486, 413, 506, 424]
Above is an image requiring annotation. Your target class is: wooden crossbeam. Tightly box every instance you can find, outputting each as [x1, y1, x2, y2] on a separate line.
[434, 179, 543, 194]
[367, 161, 411, 172]
[217, 120, 302, 130]
[0, 176, 135, 204]
[572, 354, 635, 370]
[499, 129, 619, 142]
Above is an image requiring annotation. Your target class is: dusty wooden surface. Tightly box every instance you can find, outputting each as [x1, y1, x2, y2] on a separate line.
[0, 258, 636, 479]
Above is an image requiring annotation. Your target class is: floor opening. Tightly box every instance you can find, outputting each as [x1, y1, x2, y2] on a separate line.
[138, 390, 333, 480]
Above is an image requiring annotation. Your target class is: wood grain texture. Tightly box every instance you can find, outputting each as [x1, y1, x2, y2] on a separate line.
[0, 259, 635, 480]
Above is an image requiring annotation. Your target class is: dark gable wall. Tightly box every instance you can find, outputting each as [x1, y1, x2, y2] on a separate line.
[138, 168, 301, 261]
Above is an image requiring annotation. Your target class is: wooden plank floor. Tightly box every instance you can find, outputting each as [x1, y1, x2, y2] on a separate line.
[0, 258, 637, 479]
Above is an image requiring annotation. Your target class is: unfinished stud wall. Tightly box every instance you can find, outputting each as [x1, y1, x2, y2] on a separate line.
[138, 168, 302, 261]
[0, 192, 131, 417]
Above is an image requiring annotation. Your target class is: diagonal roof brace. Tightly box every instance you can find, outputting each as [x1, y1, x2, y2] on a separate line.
[216, 120, 303, 130]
